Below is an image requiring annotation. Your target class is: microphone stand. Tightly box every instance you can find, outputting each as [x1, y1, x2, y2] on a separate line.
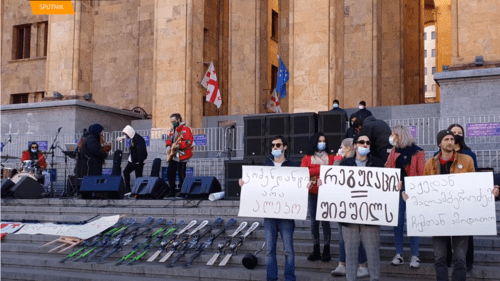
[48, 128, 62, 197]
[57, 145, 70, 198]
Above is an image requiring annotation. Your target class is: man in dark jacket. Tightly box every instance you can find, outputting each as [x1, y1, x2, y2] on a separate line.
[345, 113, 360, 140]
[355, 116, 392, 162]
[354, 101, 373, 121]
[118, 125, 148, 193]
[76, 124, 109, 178]
[330, 99, 348, 122]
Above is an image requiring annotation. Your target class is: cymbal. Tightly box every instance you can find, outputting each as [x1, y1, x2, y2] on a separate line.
[40, 151, 53, 155]
[1, 155, 19, 159]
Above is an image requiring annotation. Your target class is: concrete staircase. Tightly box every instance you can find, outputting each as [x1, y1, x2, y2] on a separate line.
[1, 198, 499, 281]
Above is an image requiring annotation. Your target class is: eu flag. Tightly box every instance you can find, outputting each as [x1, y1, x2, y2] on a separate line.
[276, 56, 289, 99]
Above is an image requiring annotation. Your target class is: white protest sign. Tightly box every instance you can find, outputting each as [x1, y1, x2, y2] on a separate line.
[238, 166, 310, 220]
[405, 172, 497, 236]
[317, 165, 400, 226]
[15, 215, 120, 240]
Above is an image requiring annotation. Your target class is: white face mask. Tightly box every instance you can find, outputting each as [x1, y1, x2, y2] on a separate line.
[271, 149, 283, 158]
[359, 105, 364, 110]
[357, 146, 370, 156]
[333, 104, 339, 109]
[389, 136, 397, 147]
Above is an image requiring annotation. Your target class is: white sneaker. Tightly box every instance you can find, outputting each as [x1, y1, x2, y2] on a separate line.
[357, 266, 370, 278]
[391, 254, 404, 265]
[410, 256, 420, 268]
[330, 264, 346, 276]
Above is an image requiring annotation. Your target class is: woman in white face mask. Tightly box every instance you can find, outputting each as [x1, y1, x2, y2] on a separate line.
[385, 124, 425, 269]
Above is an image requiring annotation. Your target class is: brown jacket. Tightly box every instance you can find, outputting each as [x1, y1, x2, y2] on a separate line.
[423, 152, 475, 176]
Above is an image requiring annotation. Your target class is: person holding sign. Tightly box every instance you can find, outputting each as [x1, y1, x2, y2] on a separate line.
[385, 125, 425, 268]
[239, 136, 299, 281]
[301, 133, 335, 262]
[403, 130, 474, 281]
[327, 134, 385, 281]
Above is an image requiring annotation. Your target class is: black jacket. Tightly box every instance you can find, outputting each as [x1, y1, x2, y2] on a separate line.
[330, 107, 348, 122]
[354, 108, 373, 121]
[345, 112, 360, 139]
[76, 132, 108, 177]
[339, 154, 385, 168]
[359, 116, 392, 162]
[263, 157, 300, 167]
[129, 134, 148, 164]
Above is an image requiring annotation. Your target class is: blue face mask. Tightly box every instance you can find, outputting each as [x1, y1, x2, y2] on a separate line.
[31, 149, 37, 153]
[357, 146, 370, 156]
[333, 104, 339, 109]
[317, 142, 326, 151]
[271, 149, 283, 158]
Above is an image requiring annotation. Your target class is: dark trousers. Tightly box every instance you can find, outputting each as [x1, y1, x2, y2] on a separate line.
[446, 236, 474, 269]
[434, 236, 468, 281]
[123, 162, 144, 193]
[167, 160, 186, 191]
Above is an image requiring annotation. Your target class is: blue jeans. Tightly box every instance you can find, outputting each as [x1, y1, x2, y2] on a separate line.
[339, 223, 367, 264]
[308, 194, 331, 245]
[264, 218, 296, 281]
[394, 196, 419, 256]
[433, 236, 468, 281]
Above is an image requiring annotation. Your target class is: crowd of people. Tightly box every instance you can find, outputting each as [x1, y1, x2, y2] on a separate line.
[241, 101, 499, 281]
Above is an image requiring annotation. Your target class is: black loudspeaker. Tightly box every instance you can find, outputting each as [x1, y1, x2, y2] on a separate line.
[225, 160, 253, 179]
[325, 133, 345, 154]
[290, 112, 317, 135]
[266, 114, 290, 136]
[150, 158, 162, 177]
[1, 179, 15, 197]
[80, 176, 125, 199]
[225, 179, 241, 200]
[180, 176, 221, 199]
[244, 116, 266, 137]
[244, 137, 267, 159]
[131, 177, 168, 199]
[112, 150, 123, 176]
[10, 177, 43, 199]
[290, 134, 311, 158]
[318, 111, 346, 134]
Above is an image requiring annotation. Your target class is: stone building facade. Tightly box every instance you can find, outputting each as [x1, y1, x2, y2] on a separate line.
[2, 0, 499, 130]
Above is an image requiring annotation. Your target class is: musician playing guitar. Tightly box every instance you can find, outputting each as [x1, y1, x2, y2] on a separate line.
[165, 113, 194, 197]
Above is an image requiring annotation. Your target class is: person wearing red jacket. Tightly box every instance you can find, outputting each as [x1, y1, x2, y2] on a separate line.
[165, 113, 194, 197]
[21, 142, 47, 170]
[301, 132, 335, 262]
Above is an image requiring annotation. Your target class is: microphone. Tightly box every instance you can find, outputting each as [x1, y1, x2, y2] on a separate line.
[8, 135, 12, 143]
[58, 127, 62, 133]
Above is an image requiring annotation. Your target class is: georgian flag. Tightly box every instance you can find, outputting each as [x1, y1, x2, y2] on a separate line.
[201, 62, 222, 109]
[266, 88, 282, 113]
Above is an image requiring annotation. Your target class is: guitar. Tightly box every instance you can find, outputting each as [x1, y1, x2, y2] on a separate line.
[167, 132, 184, 162]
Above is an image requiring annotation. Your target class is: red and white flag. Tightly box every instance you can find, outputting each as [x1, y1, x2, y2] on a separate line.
[265, 88, 282, 113]
[201, 62, 222, 109]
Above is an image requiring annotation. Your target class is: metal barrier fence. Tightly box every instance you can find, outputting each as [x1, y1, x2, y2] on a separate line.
[384, 117, 440, 146]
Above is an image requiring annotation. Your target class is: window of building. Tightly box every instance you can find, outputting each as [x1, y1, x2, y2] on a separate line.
[432, 67, 436, 74]
[11, 93, 29, 104]
[424, 50, 427, 58]
[425, 85, 427, 92]
[271, 65, 278, 90]
[425, 68, 427, 75]
[37, 21, 48, 57]
[432, 49, 436, 57]
[13, 24, 31, 60]
[431, 31, 436, 40]
[271, 10, 279, 41]
[424, 32, 427, 40]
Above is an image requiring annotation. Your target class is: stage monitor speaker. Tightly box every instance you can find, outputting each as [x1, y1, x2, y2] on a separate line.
[290, 112, 317, 135]
[244, 116, 266, 137]
[225, 179, 241, 200]
[225, 160, 253, 180]
[318, 111, 346, 134]
[10, 177, 43, 199]
[324, 133, 345, 154]
[180, 176, 221, 199]
[244, 137, 267, 159]
[266, 114, 290, 136]
[150, 158, 162, 177]
[132, 176, 168, 199]
[290, 134, 311, 158]
[80, 175, 125, 199]
[1, 179, 15, 197]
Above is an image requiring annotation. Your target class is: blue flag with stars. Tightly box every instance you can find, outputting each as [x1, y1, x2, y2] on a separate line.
[276, 56, 289, 99]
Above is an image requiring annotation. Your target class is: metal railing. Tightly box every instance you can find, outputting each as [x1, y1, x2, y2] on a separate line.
[384, 117, 440, 146]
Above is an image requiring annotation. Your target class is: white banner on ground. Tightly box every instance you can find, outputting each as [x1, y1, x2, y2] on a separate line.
[238, 166, 310, 220]
[14, 215, 120, 240]
[1, 222, 24, 234]
[316, 165, 400, 226]
[405, 172, 497, 236]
